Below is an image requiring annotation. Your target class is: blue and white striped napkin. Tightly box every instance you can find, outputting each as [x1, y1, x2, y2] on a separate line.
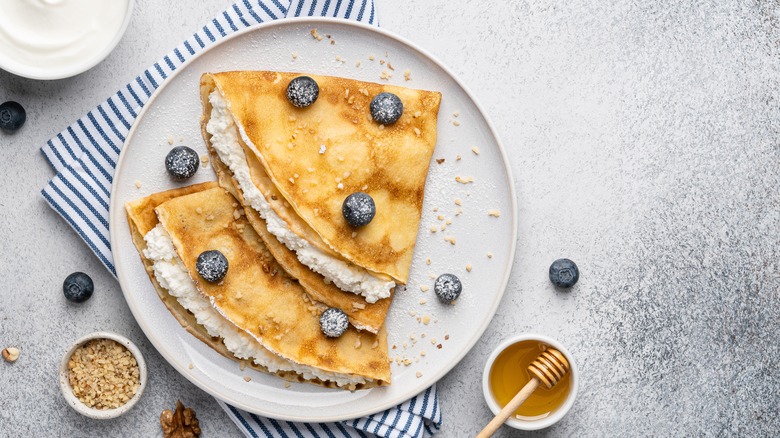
[39, 1, 441, 436]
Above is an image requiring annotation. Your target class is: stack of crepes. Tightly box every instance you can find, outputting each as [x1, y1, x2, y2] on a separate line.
[126, 71, 442, 389]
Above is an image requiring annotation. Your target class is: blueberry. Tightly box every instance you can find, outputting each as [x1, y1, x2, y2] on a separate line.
[342, 192, 376, 227]
[319, 307, 348, 338]
[286, 76, 319, 108]
[0, 101, 26, 132]
[63, 272, 94, 303]
[549, 258, 579, 288]
[434, 273, 462, 303]
[165, 146, 199, 180]
[370, 92, 403, 125]
[196, 250, 228, 283]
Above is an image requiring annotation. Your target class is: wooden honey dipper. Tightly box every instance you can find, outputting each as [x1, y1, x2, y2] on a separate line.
[477, 347, 570, 437]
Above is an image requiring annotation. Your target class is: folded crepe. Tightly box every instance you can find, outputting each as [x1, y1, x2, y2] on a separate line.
[126, 184, 390, 389]
[200, 71, 442, 330]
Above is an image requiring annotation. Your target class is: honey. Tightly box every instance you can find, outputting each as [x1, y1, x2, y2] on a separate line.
[488, 340, 571, 420]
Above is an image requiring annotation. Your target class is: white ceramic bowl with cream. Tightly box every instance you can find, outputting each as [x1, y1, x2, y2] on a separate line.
[59, 331, 147, 419]
[0, 0, 134, 80]
[482, 334, 579, 431]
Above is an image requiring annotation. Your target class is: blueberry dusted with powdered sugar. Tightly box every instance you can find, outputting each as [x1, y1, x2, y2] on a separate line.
[370, 92, 403, 125]
[286, 76, 319, 108]
[434, 273, 462, 303]
[342, 192, 376, 227]
[165, 146, 199, 179]
[196, 250, 228, 283]
[320, 307, 349, 338]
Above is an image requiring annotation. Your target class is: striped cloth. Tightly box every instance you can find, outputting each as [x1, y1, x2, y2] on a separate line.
[39, 1, 441, 437]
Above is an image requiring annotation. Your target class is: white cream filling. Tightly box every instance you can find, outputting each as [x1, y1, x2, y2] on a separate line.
[143, 224, 368, 387]
[206, 90, 394, 303]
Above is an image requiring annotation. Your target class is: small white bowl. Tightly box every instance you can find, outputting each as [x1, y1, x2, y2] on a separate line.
[59, 331, 147, 419]
[482, 334, 578, 431]
[0, 0, 134, 80]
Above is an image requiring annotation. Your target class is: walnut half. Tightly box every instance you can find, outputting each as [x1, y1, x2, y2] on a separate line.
[161, 400, 201, 438]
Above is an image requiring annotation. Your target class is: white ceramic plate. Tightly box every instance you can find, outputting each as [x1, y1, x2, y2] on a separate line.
[110, 17, 516, 422]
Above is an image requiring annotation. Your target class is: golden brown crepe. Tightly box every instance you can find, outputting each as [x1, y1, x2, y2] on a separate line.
[154, 187, 391, 386]
[202, 105, 392, 334]
[202, 71, 442, 284]
[126, 182, 390, 389]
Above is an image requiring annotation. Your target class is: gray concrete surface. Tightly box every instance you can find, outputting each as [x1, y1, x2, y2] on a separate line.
[1, 0, 779, 436]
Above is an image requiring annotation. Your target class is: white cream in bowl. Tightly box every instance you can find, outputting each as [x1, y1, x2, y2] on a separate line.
[0, 0, 133, 79]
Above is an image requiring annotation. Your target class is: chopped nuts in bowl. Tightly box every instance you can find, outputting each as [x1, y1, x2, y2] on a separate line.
[58, 332, 148, 419]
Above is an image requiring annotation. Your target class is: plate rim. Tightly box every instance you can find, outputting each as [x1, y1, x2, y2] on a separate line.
[110, 16, 518, 422]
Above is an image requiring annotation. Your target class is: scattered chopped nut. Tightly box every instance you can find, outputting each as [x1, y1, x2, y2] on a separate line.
[134, 180, 142, 189]
[426, 258, 431, 265]
[420, 285, 429, 292]
[291, 52, 298, 59]
[167, 135, 174, 145]
[67, 339, 140, 409]
[455, 176, 474, 184]
[404, 69, 412, 81]
[466, 264, 473, 272]
[319, 144, 326, 154]
[454, 198, 462, 206]
[285, 382, 292, 388]
[419, 299, 427, 305]
[161, 401, 201, 438]
[416, 371, 423, 378]
[487, 252, 494, 259]
[355, 60, 361, 67]
[488, 209, 501, 217]
[437, 214, 445, 221]
[310, 28, 323, 41]
[288, 178, 295, 184]
[188, 363, 194, 370]
[435, 158, 445, 164]
[335, 55, 346, 63]
[369, 54, 375, 61]
[456, 155, 462, 161]
[243, 376, 251, 382]
[2, 347, 19, 363]
[337, 183, 344, 190]
[471, 147, 480, 155]
[422, 315, 431, 325]
[444, 236, 456, 245]
[430, 225, 437, 233]
[453, 120, 461, 126]
[403, 358, 412, 366]
[239, 361, 246, 371]
[414, 127, 421, 137]
[445, 334, 450, 340]
[380, 70, 392, 80]
[453, 112, 460, 117]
